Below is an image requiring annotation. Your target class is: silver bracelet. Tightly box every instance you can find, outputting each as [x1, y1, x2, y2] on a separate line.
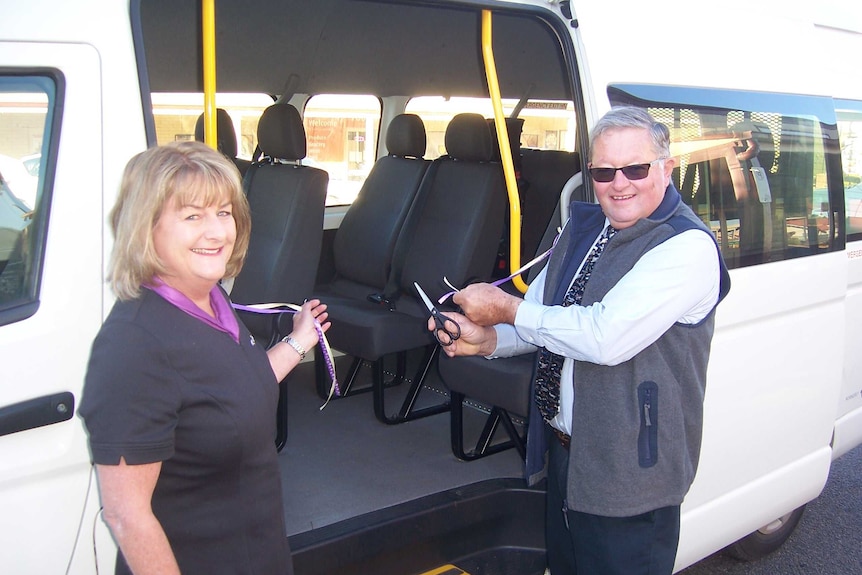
[281, 335, 306, 360]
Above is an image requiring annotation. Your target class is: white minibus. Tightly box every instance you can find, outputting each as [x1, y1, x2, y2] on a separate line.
[1, 1, 860, 573]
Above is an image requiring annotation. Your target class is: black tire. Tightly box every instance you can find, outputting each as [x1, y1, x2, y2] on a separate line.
[727, 504, 806, 561]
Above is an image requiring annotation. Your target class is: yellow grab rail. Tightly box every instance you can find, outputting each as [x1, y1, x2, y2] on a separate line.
[201, 0, 218, 150]
[481, 10, 527, 293]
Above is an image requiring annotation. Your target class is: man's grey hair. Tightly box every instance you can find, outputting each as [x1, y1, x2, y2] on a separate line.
[589, 106, 671, 161]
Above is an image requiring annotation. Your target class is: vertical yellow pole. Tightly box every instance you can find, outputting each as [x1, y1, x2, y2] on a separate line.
[202, 0, 217, 150]
[482, 10, 527, 293]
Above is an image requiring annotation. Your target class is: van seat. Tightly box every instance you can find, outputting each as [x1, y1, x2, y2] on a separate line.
[194, 108, 252, 176]
[439, 202, 562, 461]
[231, 103, 328, 347]
[519, 148, 580, 264]
[316, 113, 429, 300]
[316, 113, 507, 424]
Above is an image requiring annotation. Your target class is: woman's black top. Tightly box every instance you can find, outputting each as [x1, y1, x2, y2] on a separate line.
[80, 289, 292, 575]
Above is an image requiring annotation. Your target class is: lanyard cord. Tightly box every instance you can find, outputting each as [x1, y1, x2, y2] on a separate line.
[231, 303, 340, 409]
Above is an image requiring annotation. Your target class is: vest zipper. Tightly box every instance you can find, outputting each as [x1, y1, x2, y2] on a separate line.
[644, 389, 652, 427]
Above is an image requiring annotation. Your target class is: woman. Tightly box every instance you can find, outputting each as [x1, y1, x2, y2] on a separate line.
[79, 141, 328, 575]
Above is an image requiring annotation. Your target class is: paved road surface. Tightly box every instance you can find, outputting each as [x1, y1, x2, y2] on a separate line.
[680, 444, 862, 574]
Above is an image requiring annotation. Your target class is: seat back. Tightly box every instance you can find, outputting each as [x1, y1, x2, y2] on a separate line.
[230, 103, 328, 344]
[194, 108, 252, 176]
[519, 148, 580, 265]
[393, 112, 507, 301]
[328, 114, 429, 294]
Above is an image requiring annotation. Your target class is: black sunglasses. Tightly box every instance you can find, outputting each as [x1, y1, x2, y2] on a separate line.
[588, 158, 664, 183]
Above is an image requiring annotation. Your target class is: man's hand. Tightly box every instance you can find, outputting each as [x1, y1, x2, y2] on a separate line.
[427, 311, 497, 357]
[453, 283, 522, 327]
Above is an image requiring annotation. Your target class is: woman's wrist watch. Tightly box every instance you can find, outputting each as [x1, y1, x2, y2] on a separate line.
[281, 334, 306, 360]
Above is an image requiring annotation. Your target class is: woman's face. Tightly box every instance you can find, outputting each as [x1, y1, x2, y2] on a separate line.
[152, 194, 236, 299]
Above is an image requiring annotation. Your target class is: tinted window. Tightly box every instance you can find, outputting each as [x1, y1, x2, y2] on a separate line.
[609, 85, 842, 269]
[0, 76, 57, 323]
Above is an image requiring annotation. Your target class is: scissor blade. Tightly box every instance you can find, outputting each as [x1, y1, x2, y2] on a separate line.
[413, 281, 436, 313]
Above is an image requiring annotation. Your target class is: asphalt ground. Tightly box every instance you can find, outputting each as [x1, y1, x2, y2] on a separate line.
[679, 444, 862, 574]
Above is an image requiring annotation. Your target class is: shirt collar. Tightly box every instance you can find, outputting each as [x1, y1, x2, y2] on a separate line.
[146, 279, 240, 343]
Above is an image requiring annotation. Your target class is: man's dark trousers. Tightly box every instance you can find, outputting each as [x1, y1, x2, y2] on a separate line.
[545, 425, 681, 575]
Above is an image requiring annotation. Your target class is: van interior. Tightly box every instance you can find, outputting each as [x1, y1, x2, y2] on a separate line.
[138, 1, 584, 573]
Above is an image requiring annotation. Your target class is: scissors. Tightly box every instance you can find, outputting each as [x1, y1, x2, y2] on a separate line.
[414, 281, 461, 347]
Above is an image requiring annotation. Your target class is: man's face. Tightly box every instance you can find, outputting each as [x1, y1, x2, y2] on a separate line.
[590, 127, 675, 229]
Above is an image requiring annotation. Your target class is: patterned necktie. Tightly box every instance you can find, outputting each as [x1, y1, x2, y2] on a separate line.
[534, 224, 617, 423]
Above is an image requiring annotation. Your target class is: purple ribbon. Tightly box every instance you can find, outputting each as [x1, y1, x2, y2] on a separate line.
[232, 302, 340, 409]
[437, 228, 561, 304]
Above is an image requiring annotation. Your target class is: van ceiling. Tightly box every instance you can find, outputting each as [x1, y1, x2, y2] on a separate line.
[138, 0, 572, 100]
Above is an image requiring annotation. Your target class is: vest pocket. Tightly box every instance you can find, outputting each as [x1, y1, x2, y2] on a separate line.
[638, 381, 658, 468]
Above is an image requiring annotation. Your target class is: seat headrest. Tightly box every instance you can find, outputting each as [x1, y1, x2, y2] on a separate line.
[386, 114, 426, 159]
[487, 117, 524, 166]
[444, 113, 494, 162]
[194, 108, 239, 159]
[257, 104, 307, 161]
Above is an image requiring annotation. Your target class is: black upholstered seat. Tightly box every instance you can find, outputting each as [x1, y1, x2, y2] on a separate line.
[229, 103, 328, 451]
[230, 103, 328, 347]
[437, 201, 570, 461]
[318, 113, 508, 424]
[194, 108, 252, 177]
[316, 113, 429, 301]
[519, 149, 580, 265]
[441, 351, 536, 460]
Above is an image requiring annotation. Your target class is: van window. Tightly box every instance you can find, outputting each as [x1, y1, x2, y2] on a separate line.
[0, 76, 56, 323]
[836, 100, 862, 241]
[303, 94, 381, 206]
[151, 92, 274, 159]
[609, 85, 842, 269]
[406, 96, 576, 159]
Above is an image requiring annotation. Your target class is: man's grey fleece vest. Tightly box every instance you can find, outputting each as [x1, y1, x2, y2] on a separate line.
[542, 185, 731, 517]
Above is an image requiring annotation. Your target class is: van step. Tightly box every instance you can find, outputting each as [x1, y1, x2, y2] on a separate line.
[290, 479, 546, 575]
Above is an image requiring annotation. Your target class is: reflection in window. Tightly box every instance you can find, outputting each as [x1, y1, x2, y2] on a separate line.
[0, 78, 54, 320]
[664, 107, 832, 269]
[837, 103, 862, 240]
[610, 86, 839, 270]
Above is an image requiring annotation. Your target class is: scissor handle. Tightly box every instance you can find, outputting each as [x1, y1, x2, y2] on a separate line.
[432, 310, 461, 346]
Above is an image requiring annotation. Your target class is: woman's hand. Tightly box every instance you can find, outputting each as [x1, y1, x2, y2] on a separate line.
[267, 299, 330, 382]
[291, 299, 329, 353]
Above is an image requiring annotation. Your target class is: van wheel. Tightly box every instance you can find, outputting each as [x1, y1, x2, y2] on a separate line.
[727, 505, 806, 561]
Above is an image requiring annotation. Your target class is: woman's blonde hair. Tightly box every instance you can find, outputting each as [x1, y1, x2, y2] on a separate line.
[108, 140, 251, 300]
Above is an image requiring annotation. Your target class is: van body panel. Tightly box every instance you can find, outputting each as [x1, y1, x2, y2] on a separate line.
[0, 39, 104, 574]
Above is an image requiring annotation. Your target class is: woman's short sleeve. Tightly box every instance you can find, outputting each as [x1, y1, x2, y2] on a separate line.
[79, 320, 182, 465]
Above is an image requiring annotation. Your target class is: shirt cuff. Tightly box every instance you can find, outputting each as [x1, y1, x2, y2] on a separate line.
[489, 301, 544, 358]
[489, 324, 517, 358]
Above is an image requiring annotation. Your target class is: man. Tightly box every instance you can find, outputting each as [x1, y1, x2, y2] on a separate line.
[433, 107, 731, 574]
